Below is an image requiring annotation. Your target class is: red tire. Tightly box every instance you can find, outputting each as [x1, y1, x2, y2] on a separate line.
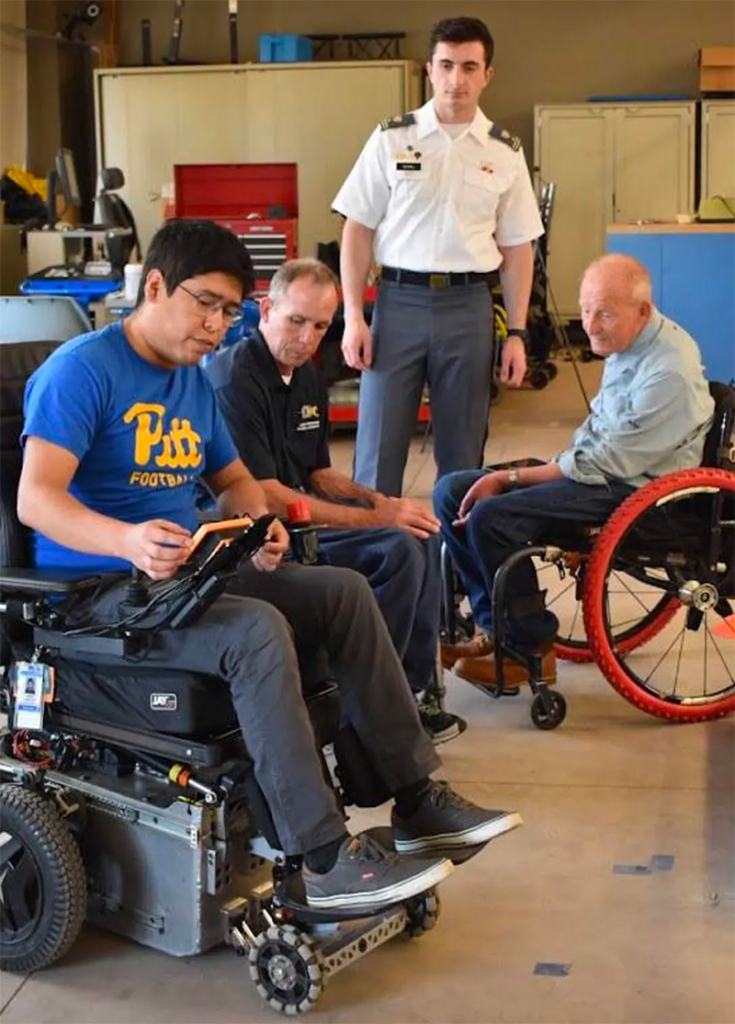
[584, 468, 735, 722]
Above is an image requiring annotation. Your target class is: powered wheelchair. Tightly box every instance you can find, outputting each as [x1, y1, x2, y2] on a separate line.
[0, 341, 482, 1015]
[441, 381, 735, 729]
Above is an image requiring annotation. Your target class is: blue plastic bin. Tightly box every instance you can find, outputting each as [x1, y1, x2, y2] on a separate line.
[20, 275, 123, 314]
[259, 34, 312, 63]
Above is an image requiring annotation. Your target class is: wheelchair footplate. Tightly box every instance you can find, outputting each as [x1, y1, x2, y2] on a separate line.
[227, 827, 448, 1011]
[224, 826, 480, 1013]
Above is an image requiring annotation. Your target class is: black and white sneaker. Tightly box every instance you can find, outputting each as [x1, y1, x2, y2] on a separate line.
[392, 781, 522, 853]
[303, 833, 453, 910]
[417, 693, 468, 746]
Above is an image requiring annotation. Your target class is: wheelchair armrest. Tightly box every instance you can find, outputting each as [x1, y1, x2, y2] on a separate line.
[0, 568, 122, 597]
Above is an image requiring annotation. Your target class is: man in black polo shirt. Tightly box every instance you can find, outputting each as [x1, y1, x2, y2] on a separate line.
[206, 258, 465, 745]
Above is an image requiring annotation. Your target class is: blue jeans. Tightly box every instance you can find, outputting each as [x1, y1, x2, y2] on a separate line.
[433, 472, 635, 648]
[317, 528, 441, 694]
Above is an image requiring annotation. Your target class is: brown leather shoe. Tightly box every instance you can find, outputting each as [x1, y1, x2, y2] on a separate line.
[454, 648, 557, 690]
[440, 632, 493, 669]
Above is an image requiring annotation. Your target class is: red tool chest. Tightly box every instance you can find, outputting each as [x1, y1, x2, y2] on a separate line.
[174, 163, 298, 291]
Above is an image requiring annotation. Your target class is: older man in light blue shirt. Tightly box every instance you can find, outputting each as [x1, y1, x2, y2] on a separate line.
[434, 253, 714, 685]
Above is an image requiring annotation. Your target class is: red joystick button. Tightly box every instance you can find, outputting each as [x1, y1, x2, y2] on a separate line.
[287, 499, 311, 523]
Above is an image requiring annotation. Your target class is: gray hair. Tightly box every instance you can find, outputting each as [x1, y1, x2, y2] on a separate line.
[268, 258, 339, 304]
[582, 254, 653, 304]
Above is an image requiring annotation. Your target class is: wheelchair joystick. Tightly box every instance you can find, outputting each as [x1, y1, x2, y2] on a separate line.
[286, 500, 319, 566]
[126, 567, 149, 606]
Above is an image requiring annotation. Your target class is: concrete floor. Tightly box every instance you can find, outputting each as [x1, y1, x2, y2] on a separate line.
[2, 361, 733, 1024]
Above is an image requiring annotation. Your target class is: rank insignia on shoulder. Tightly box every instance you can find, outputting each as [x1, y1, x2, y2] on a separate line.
[380, 112, 416, 131]
[489, 123, 521, 151]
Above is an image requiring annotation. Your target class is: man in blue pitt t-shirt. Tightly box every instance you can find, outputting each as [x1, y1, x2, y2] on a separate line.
[19, 218, 521, 912]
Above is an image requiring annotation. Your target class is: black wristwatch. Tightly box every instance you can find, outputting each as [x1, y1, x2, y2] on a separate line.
[506, 328, 528, 341]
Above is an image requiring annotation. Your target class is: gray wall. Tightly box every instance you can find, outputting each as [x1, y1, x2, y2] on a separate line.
[108, 0, 735, 153]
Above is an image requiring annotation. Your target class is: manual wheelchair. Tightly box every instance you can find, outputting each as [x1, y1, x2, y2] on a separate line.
[0, 340, 482, 1015]
[441, 382, 735, 729]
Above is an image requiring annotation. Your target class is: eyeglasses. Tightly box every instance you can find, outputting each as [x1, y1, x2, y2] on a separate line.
[178, 283, 244, 326]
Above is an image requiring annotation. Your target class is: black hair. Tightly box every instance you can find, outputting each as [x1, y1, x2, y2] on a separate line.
[137, 218, 255, 306]
[429, 17, 495, 67]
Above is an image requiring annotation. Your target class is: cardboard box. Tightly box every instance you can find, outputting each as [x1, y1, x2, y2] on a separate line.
[699, 47, 735, 93]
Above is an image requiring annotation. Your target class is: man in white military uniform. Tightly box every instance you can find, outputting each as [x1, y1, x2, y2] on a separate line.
[333, 16, 544, 497]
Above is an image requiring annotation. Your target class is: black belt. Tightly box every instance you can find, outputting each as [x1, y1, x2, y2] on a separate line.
[380, 266, 492, 289]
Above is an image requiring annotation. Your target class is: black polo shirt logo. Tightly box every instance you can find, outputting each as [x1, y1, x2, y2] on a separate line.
[297, 404, 320, 432]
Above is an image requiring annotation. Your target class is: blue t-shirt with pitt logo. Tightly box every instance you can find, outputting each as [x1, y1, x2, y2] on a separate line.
[22, 321, 238, 571]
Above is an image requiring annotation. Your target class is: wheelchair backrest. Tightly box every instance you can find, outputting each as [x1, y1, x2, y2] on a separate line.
[0, 340, 60, 569]
[702, 382, 735, 471]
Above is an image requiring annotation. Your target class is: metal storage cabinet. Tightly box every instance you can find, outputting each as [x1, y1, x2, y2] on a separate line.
[701, 100, 735, 202]
[534, 102, 695, 316]
[94, 61, 421, 256]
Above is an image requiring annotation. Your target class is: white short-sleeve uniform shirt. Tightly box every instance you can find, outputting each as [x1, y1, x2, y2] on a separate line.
[332, 100, 544, 274]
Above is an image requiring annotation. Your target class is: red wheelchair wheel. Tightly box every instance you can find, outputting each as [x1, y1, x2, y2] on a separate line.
[583, 469, 735, 721]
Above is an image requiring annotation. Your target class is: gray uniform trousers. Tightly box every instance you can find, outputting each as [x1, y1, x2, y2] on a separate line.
[355, 279, 495, 497]
[72, 562, 440, 855]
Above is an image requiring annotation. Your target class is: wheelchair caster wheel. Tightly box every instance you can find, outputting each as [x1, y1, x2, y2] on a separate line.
[404, 887, 441, 938]
[527, 368, 550, 390]
[0, 784, 87, 973]
[530, 691, 567, 730]
[249, 924, 323, 1014]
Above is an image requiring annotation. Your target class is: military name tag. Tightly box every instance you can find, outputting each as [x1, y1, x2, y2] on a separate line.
[396, 161, 422, 171]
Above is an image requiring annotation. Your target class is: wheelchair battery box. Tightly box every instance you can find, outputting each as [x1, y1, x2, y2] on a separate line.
[53, 659, 236, 735]
[38, 764, 268, 957]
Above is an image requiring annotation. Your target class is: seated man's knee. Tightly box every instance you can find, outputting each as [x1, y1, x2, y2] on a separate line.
[433, 470, 482, 521]
[318, 564, 374, 605]
[380, 529, 426, 576]
[225, 597, 294, 664]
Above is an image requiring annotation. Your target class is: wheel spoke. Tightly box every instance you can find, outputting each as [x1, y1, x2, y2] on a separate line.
[641, 624, 688, 684]
[672, 619, 687, 697]
[2, 850, 39, 933]
[704, 613, 709, 696]
[0, 832, 24, 870]
[616, 574, 656, 615]
[545, 578, 576, 610]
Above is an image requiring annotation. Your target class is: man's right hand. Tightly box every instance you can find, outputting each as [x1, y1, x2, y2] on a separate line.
[341, 317, 373, 372]
[372, 497, 440, 540]
[120, 520, 193, 580]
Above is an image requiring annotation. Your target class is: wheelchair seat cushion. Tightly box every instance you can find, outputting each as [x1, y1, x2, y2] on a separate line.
[52, 659, 237, 736]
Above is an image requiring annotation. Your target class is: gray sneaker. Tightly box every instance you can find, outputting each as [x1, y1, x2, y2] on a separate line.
[303, 833, 453, 910]
[392, 781, 523, 853]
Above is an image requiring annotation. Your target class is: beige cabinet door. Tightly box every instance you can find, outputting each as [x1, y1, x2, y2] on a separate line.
[612, 104, 694, 222]
[243, 64, 409, 258]
[96, 63, 416, 258]
[702, 100, 735, 201]
[535, 106, 611, 317]
[98, 70, 249, 251]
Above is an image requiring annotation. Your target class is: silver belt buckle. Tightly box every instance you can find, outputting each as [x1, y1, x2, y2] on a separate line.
[429, 273, 451, 289]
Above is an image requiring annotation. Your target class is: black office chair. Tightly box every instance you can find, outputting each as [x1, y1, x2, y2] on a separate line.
[94, 167, 140, 266]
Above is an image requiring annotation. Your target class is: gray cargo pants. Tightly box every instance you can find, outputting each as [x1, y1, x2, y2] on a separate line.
[75, 562, 440, 855]
[355, 279, 495, 497]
